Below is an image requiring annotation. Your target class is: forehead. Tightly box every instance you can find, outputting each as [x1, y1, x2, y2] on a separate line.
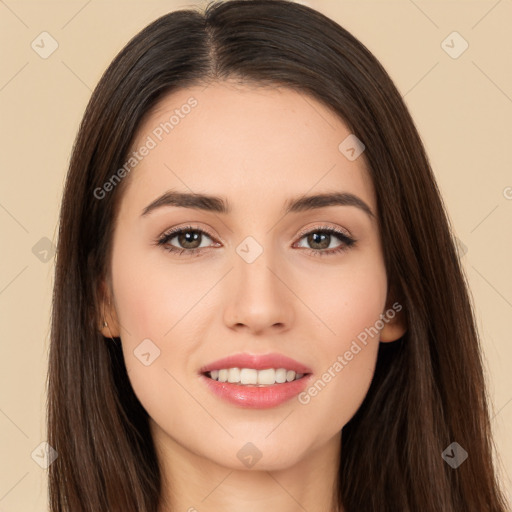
[119, 80, 376, 220]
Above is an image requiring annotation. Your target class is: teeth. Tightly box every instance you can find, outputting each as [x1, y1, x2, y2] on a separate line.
[257, 368, 275, 385]
[228, 368, 240, 383]
[275, 368, 287, 383]
[240, 368, 258, 385]
[207, 367, 306, 385]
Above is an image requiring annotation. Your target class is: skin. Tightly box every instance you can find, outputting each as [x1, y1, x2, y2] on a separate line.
[100, 80, 407, 512]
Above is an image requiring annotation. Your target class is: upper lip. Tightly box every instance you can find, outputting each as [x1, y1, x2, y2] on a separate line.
[200, 352, 313, 374]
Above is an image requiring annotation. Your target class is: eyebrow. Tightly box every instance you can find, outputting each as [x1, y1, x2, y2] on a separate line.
[141, 190, 375, 220]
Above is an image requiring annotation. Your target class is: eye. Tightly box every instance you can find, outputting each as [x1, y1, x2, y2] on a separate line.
[155, 225, 219, 256]
[294, 225, 357, 257]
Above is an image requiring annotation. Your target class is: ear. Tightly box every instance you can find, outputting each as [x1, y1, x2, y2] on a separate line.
[379, 296, 407, 343]
[98, 278, 121, 338]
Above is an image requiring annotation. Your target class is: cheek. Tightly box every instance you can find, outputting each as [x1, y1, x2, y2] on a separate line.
[335, 273, 387, 345]
[294, 258, 386, 431]
[111, 237, 203, 342]
[299, 341, 379, 441]
[298, 306, 382, 441]
[299, 255, 387, 348]
[109, 241, 206, 416]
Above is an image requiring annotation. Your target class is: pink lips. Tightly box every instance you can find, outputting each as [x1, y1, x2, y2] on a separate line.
[199, 352, 313, 409]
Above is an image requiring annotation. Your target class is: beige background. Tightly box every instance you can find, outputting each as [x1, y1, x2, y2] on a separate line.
[0, 0, 511, 510]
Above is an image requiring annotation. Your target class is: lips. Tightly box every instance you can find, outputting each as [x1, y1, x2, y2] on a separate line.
[199, 352, 313, 409]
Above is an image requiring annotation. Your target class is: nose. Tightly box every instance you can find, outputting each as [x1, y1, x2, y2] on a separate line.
[222, 243, 294, 335]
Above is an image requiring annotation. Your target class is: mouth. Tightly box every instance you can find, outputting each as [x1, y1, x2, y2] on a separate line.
[199, 353, 313, 408]
[203, 367, 309, 386]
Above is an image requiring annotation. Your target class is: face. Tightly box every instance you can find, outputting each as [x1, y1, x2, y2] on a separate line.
[101, 80, 405, 471]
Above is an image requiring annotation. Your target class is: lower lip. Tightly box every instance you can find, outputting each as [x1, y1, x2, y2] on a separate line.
[200, 374, 312, 409]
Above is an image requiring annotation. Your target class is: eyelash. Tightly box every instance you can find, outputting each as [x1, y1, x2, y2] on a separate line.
[155, 224, 357, 258]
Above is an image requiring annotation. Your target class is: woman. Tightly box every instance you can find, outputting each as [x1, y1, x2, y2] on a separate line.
[47, 0, 510, 510]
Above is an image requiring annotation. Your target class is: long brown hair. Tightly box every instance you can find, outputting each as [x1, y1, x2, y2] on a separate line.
[47, 1, 509, 510]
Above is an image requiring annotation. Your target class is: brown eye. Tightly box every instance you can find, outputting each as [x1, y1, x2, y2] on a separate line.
[294, 226, 356, 257]
[172, 229, 203, 249]
[156, 225, 218, 256]
[305, 232, 333, 250]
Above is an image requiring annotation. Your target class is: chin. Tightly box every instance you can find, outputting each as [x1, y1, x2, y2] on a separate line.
[202, 436, 312, 472]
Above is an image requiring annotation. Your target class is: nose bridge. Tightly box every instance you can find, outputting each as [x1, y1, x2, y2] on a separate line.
[224, 232, 293, 332]
[234, 233, 281, 298]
